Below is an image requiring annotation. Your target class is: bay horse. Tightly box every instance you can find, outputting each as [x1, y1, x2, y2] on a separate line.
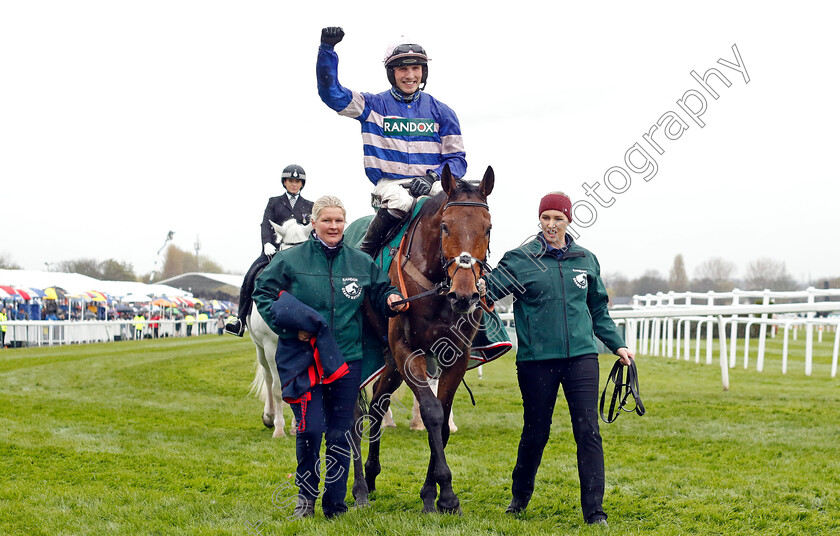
[352, 164, 494, 514]
[247, 218, 311, 438]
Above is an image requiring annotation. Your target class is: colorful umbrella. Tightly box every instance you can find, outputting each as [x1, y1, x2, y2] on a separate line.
[0, 285, 20, 298]
[44, 287, 68, 300]
[151, 298, 174, 307]
[84, 290, 111, 302]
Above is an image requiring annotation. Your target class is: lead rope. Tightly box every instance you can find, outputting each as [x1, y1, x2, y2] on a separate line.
[461, 378, 476, 406]
[599, 359, 645, 423]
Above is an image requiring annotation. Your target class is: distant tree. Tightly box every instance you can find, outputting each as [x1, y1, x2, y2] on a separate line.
[603, 271, 632, 298]
[693, 257, 736, 292]
[100, 259, 138, 281]
[161, 245, 197, 279]
[199, 259, 224, 274]
[669, 254, 689, 291]
[633, 270, 668, 296]
[0, 253, 21, 269]
[160, 245, 226, 279]
[52, 258, 138, 281]
[57, 258, 101, 278]
[743, 258, 795, 291]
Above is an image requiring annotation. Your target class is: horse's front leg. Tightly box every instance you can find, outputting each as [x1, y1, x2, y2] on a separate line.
[404, 356, 455, 512]
[429, 360, 468, 514]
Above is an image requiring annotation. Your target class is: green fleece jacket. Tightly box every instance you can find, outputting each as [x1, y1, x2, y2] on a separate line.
[253, 234, 401, 363]
[485, 235, 626, 361]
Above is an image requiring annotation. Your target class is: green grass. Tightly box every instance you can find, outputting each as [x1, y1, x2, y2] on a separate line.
[1, 334, 838, 535]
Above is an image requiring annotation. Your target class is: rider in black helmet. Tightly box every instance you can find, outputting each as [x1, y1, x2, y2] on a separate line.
[225, 164, 314, 336]
[317, 27, 467, 258]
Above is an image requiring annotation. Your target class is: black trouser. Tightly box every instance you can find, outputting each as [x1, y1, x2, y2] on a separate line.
[289, 361, 361, 517]
[237, 254, 270, 322]
[512, 354, 606, 523]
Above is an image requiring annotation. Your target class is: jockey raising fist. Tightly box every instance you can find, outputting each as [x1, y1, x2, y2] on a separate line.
[316, 27, 467, 258]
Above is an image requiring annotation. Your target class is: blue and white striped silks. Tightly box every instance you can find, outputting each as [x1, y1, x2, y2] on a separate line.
[317, 44, 467, 185]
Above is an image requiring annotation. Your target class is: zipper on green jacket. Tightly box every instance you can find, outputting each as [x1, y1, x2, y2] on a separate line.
[327, 256, 336, 329]
[558, 259, 571, 358]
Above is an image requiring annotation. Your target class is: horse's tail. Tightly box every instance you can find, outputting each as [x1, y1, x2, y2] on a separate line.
[248, 359, 268, 402]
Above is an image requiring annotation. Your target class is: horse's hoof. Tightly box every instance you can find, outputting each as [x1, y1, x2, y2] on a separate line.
[354, 497, 370, 508]
[421, 505, 437, 514]
[438, 506, 462, 515]
[448, 424, 458, 433]
[437, 502, 462, 515]
[262, 414, 275, 428]
[272, 428, 286, 439]
[409, 420, 426, 431]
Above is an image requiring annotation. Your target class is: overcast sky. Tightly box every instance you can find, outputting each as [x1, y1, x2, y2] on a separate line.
[2, 2, 838, 286]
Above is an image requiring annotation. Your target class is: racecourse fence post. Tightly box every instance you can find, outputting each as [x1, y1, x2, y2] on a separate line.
[832, 320, 839, 378]
[705, 292, 715, 365]
[717, 315, 730, 391]
[729, 290, 740, 368]
[805, 287, 816, 376]
[756, 289, 771, 372]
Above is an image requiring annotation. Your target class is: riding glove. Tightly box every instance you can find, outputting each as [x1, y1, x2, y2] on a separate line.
[264, 243, 277, 257]
[321, 27, 344, 46]
[407, 171, 437, 198]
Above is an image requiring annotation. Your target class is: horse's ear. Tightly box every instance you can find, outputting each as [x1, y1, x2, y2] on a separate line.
[440, 164, 457, 196]
[479, 166, 495, 197]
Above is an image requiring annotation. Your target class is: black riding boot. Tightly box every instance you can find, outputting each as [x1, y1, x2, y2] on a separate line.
[359, 209, 404, 258]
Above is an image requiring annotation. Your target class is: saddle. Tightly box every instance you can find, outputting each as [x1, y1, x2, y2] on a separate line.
[344, 198, 429, 274]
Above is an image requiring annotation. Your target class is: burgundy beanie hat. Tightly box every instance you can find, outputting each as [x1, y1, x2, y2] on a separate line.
[538, 193, 572, 223]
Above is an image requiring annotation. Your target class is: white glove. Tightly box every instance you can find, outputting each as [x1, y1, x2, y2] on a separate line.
[263, 243, 277, 257]
[477, 278, 487, 297]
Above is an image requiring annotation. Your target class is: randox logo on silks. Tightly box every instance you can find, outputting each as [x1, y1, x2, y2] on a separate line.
[383, 117, 437, 137]
[573, 273, 588, 289]
[341, 278, 362, 299]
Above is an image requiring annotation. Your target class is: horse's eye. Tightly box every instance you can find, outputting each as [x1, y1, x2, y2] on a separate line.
[441, 223, 449, 235]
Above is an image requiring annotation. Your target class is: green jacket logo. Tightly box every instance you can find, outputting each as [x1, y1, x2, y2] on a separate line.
[383, 118, 437, 136]
[342, 278, 362, 300]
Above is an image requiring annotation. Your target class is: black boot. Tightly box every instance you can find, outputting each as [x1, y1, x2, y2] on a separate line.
[291, 495, 315, 519]
[359, 209, 404, 258]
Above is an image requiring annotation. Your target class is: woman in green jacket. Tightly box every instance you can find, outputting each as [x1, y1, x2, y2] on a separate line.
[253, 195, 406, 519]
[484, 192, 634, 527]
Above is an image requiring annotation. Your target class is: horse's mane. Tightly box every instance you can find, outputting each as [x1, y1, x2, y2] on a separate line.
[417, 179, 484, 219]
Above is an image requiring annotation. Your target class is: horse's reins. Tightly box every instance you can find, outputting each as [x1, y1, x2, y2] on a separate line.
[389, 200, 490, 309]
[599, 358, 646, 423]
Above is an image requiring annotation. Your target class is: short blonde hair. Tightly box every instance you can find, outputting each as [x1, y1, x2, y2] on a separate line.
[311, 195, 346, 222]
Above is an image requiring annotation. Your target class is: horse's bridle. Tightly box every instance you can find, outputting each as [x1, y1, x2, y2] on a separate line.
[439, 200, 491, 287]
[389, 199, 490, 308]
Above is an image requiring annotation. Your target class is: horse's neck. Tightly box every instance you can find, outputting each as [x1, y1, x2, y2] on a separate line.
[410, 209, 444, 281]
